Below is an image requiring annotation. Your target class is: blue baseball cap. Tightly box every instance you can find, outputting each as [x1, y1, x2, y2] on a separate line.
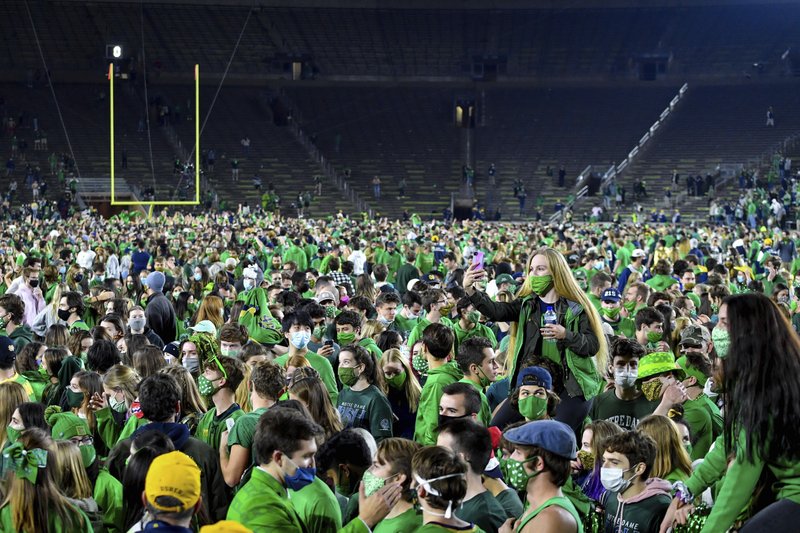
[503, 420, 577, 460]
[516, 366, 552, 389]
[601, 288, 621, 302]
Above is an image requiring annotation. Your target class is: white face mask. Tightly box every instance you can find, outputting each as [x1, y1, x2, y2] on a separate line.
[290, 330, 311, 350]
[600, 466, 636, 493]
[613, 369, 637, 389]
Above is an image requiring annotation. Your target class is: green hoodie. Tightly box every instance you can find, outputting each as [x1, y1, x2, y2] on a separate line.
[8, 324, 33, 352]
[413, 361, 463, 445]
[358, 337, 383, 361]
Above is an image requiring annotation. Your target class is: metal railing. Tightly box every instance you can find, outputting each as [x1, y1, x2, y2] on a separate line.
[549, 82, 689, 223]
[271, 88, 372, 217]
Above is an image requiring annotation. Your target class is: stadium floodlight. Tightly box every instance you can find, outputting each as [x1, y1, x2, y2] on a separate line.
[112, 45, 122, 58]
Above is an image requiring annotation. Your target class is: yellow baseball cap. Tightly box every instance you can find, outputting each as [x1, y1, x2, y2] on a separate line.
[145, 451, 201, 513]
[200, 521, 253, 533]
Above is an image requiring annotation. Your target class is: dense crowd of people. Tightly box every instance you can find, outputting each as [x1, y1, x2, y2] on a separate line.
[0, 209, 798, 533]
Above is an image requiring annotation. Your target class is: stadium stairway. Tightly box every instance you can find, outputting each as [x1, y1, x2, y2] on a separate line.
[606, 83, 800, 222]
[154, 84, 354, 217]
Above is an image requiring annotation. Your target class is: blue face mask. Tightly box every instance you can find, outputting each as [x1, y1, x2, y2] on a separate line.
[283, 454, 316, 491]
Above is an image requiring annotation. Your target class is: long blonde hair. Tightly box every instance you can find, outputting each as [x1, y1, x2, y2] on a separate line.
[102, 364, 141, 406]
[508, 248, 608, 374]
[53, 440, 93, 499]
[638, 415, 693, 480]
[381, 348, 421, 413]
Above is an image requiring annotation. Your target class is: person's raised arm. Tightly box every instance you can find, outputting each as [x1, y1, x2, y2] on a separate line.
[464, 263, 522, 323]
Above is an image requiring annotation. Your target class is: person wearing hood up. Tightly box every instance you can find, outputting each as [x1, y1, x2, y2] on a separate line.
[600, 430, 672, 533]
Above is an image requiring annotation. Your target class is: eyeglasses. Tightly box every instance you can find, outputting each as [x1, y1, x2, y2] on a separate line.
[70, 435, 93, 446]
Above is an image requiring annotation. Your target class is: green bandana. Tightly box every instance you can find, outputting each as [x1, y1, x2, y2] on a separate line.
[641, 380, 664, 402]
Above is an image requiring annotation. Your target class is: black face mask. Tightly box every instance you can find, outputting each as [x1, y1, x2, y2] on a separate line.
[438, 412, 468, 429]
[28, 279, 39, 288]
[74, 274, 84, 283]
[57, 308, 72, 321]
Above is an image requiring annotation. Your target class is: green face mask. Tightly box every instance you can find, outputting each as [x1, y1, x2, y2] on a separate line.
[646, 331, 663, 343]
[623, 300, 637, 313]
[385, 371, 407, 390]
[312, 326, 325, 340]
[197, 375, 221, 397]
[38, 365, 49, 379]
[338, 332, 357, 345]
[684, 443, 693, 457]
[712, 327, 730, 359]
[505, 455, 541, 491]
[338, 366, 359, 387]
[412, 354, 429, 375]
[80, 444, 97, 468]
[6, 426, 21, 445]
[526, 275, 553, 296]
[641, 380, 664, 402]
[518, 395, 548, 420]
[466, 310, 481, 324]
[601, 307, 621, 320]
[66, 389, 85, 409]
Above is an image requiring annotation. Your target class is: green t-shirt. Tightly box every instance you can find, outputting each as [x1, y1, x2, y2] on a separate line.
[336, 385, 393, 442]
[456, 490, 506, 533]
[289, 477, 343, 533]
[196, 403, 244, 451]
[374, 507, 422, 533]
[495, 488, 524, 520]
[588, 389, 658, 431]
[274, 351, 339, 404]
[227, 406, 269, 451]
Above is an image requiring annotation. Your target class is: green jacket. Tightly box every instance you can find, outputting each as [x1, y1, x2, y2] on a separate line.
[229, 467, 370, 533]
[687, 431, 800, 532]
[413, 361, 463, 445]
[228, 467, 307, 531]
[94, 468, 124, 533]
[469, 292, 602, 399]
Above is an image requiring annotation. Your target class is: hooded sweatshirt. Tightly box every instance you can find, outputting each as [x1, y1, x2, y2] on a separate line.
[413, 361, 463, 445]
[602, 477, 672, 533]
